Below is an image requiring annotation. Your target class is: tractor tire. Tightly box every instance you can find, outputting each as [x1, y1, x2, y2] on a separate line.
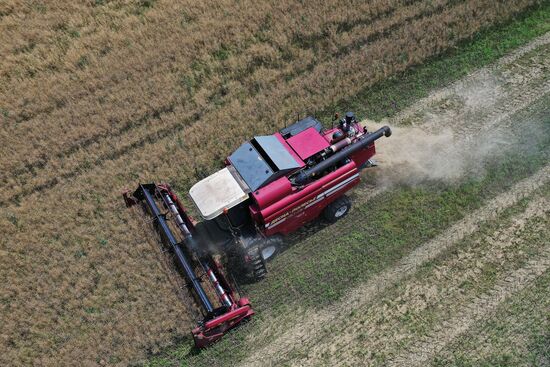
[323, 195, 351, 223]
[247, 246, 268, 280]
[259, 235, 283, 262]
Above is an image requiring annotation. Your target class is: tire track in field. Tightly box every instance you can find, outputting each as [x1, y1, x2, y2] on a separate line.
[388, 248, 550, 367]
[303, 195, 549, 365]
[360, 39, 550, 188]
[305, 195, 550, 365]
[433, 271, 550, 365]
[387, 49, 550, 140]
[239, 164, 550, 367]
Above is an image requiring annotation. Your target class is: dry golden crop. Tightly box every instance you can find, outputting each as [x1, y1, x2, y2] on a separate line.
[0, 0, 540, 365]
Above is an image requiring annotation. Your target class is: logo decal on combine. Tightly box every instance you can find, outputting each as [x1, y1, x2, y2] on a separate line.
[265, 173, 359, 229]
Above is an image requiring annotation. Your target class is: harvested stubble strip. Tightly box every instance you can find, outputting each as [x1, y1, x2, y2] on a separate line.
[431, 269, 550, 365]
[242, 188, 550, 367]
[0, 0, 537, 206]
[383, 199, 550, 366]
[0, 0, 433, 177]
[233, 160, 550, 366]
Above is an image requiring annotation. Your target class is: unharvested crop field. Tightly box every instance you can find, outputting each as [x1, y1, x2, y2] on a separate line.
[1, 1, 549, 366]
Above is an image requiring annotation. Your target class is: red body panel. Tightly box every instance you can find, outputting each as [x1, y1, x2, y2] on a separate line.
[351, 143, 376, 166]
[287, 127, 330, 160]
[260, 162, 360, 235]
[252, 176, 293, 208]
[192, 300, 254, 348]
[250, 121, 376, 236]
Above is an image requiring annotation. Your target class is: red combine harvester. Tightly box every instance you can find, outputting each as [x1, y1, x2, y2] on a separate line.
[124, 112, 391, 347]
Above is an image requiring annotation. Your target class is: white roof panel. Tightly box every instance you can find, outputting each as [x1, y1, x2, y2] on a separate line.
[189, 167, 249, 220]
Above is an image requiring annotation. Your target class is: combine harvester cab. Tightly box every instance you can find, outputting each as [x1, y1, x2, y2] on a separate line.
[123, 184, 254, 348]
[124, 112, 390, 347]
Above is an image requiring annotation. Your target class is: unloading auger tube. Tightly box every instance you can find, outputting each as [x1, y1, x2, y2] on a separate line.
[294, 125, 391, 185]
[123, 183, 254, 348]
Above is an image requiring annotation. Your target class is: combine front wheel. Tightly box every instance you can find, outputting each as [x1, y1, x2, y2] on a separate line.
[241, 236, 283, 281]
[247, 247, 267, 280]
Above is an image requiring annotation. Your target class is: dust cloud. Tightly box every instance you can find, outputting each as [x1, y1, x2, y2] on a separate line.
[364, 120, 543, 187]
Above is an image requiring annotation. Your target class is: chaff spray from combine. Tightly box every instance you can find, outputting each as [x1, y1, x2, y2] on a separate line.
[363, 120, 526, 187]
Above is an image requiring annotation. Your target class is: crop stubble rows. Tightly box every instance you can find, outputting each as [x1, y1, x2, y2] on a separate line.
[240, 164, 550, 366]
[308, 192, 550, 366]
[432, 266, 550, 366]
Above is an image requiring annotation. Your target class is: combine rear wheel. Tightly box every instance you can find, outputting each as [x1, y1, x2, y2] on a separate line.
[323, 195, 351, 223]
